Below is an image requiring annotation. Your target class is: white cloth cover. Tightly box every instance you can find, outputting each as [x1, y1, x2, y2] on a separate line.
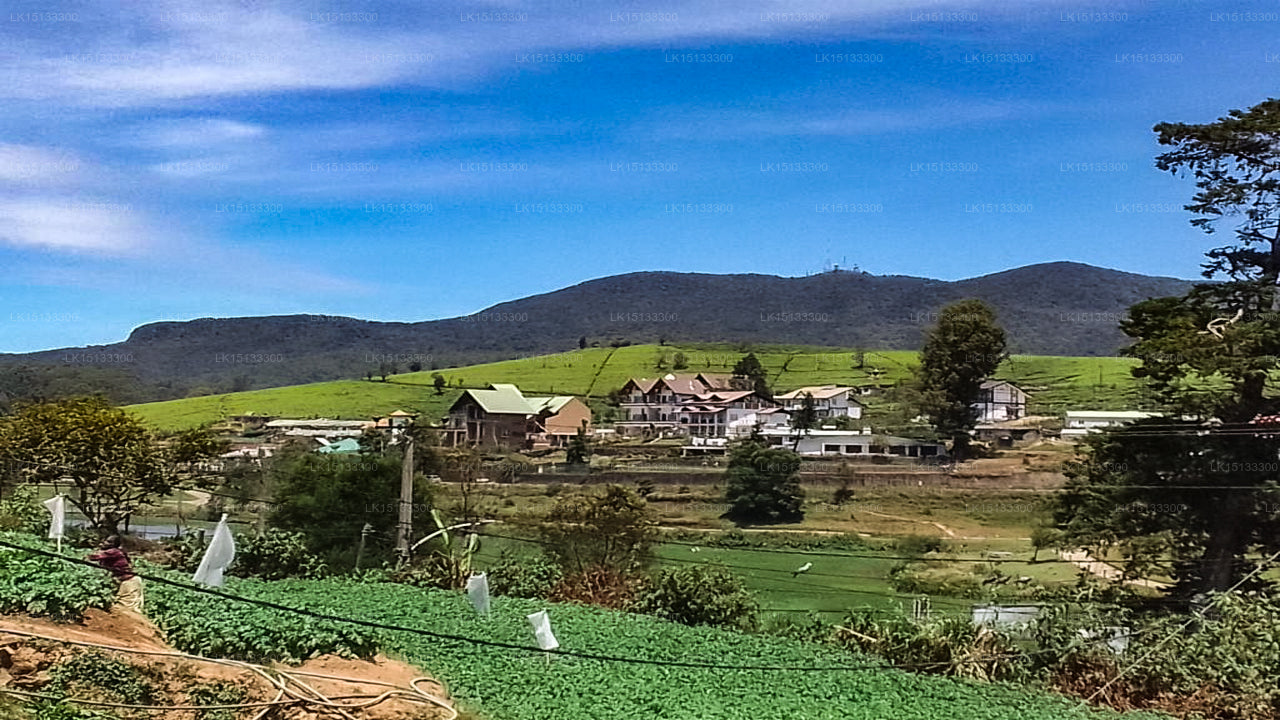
[42, 495, 65, 539]
[193, 514, 237, 587]
[465, 572, 491, 615]
[527, 610, 559, 651]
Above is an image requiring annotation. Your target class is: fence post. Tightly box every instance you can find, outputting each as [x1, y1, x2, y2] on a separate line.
[356, 523, 373, 571]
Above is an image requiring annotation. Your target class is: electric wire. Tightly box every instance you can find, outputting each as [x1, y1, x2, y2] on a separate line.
[0, 539, 1174, 674]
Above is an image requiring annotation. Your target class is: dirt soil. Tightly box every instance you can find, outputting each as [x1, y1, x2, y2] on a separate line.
[0, 608, 454, 719]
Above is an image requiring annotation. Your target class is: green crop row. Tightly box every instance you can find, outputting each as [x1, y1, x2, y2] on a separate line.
[143, 576, 1163, 720]
[142, 574, 380, 663]
[0, 533, 115, 620]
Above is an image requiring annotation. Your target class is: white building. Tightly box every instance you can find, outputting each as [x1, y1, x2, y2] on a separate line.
[775, 385, 864, 420]
[757, 427, 946, 459]
[1062, 410, 1156, 438]
[974, 380, 1028, 423]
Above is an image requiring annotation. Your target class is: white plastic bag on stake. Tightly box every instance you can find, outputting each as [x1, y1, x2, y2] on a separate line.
[42, 495, 65, 550]
[193, 514, 236, 587]
[42, 495, 65, 539]
[466, 572, 490, 616]
[527, 610, 559, 651]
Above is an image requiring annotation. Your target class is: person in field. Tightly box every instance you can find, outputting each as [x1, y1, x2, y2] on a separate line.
[89, 535, 143, 613]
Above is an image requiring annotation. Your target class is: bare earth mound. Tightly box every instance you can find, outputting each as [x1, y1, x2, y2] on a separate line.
[0, 608, 455, 719]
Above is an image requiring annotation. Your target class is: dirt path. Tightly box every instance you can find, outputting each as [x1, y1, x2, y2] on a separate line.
[1059, 549, 1171, 590]
[0, 609, 454, 719]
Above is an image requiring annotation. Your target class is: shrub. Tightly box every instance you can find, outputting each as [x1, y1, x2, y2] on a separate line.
[837, 608, 1024, 682]
[894, 534, 949, 556]
[548, 566, 641, 610]
[486, 550, 563, 599]
[233, 529, 328, 580]
[159, 529, 326, 580]
[631, 565, 759, 631]
[0, 485, 46, 534]
[539, 486, 656, 574]
[186, 681, 248, 720]
[831, 483, 855, 506]
[887, 561, 985, 598]
[46, 651, 157, 706]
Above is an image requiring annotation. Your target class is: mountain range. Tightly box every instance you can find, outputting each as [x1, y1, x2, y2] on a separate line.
[0, 261, 1194, 406]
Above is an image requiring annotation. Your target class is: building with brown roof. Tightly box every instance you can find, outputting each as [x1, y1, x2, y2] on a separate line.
[616, 373, 781, 437]
[442, 384, 592, 450]
[775, 385, 864, 420]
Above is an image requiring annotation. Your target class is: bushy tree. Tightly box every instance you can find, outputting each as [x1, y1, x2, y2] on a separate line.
[539, 485, 656, 573]
[731, 352, 771, 397]
[268, 452, 432, 563]
[916, 300, 1007, 459]
[631, 565, 759, 631]
[0, 397, 222, 535]
[723, 432, 804, 524]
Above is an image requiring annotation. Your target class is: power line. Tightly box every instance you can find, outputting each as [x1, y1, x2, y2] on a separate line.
[0, 539, 1162, 675]
[1073, 548, 1280, 710]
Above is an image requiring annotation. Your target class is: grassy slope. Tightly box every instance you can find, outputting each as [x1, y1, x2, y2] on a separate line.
[127, 343, 1142, 431]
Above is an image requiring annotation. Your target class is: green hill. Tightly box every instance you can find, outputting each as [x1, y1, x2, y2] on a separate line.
[127, 344, 1144, 431]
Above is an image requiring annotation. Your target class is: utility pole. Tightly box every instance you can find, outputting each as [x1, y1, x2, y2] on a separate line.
[396, 429, 415, 563]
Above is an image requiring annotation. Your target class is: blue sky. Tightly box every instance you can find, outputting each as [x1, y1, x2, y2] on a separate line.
[1, 0, 1278, 352]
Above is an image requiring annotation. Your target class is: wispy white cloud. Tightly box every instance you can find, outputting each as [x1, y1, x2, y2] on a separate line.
[0, 197, 146, 254]
[0, 0, 1082, 108]
[0, 144, 82, 185]
[638, 99, 1043, 141]
[141, 118, 267, 147]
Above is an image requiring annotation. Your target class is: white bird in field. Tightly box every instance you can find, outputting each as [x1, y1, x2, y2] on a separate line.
[690, 547, 700, 553]
[793, 562, 813, 577]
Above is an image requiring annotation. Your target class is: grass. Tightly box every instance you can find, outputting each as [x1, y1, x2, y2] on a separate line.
[454, 479, 1082, 623]
[128, 380, 463, 431]
[127, 343, 1144, 431]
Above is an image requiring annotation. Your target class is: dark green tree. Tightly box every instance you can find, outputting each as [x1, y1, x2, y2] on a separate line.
[268, 452, 433, 563]
[790, 392, 818, 450]
[916, 300, 1007, 460]
[565, 422, 592, 466]
[1054, 98, 1280, 597]
[732, 353, 771, 398]
[723, 431, 804, 525]
[672, 351, 689, 370]
[431, 372, 446, 395]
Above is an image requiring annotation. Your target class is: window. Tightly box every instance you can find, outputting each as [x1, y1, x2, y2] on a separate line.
[823, 444, 840, 453]
[869, 445, 885, 454]
[844, 444, 862, 454]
